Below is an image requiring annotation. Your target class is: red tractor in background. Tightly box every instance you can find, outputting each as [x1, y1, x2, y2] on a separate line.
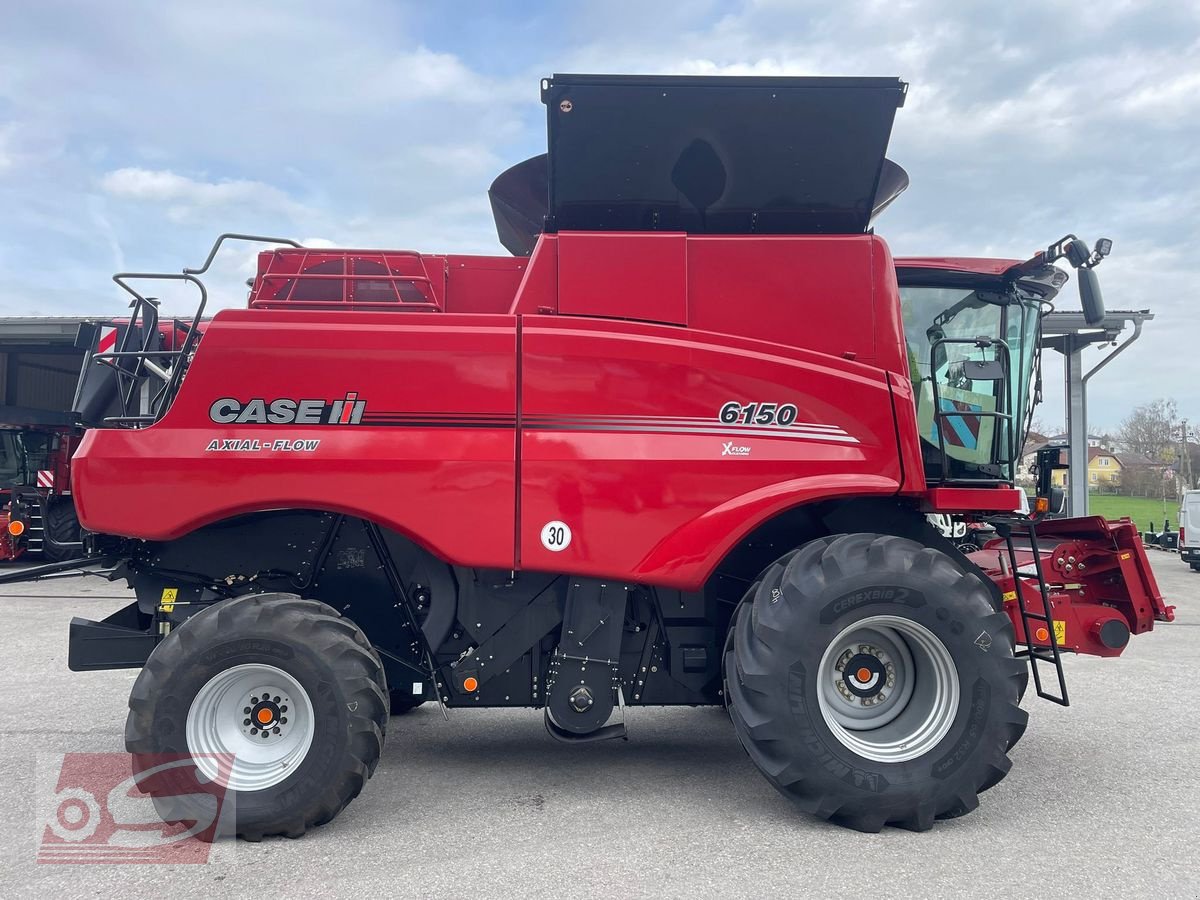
[0, 408, 83, 562]
[5, 75, 1173, 839]
[0, 316, 192, 563]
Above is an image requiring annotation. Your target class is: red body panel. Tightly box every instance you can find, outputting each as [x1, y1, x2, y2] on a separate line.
[519, 316, 901, 587]
[74, 232, 1028, 589]
[924, 487, 1022, 513]
[558, 232, 688, 325]
[441, 255, 528, 314]
[74, 311, 519, 569]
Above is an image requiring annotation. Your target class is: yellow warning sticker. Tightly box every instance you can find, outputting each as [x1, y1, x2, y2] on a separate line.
[160, 587, 178, 613]
[1002, 590, 1017, 602]
[1053, 620, 1067, 645]
[1120, 552, 1131, 560]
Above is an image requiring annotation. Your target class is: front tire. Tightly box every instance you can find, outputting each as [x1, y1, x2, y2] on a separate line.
[125, 593, 388, 840]
[41, 498, 82, 562]
[725, 533, 1028, 832]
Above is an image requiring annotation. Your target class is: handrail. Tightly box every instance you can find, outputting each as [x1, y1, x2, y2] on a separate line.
[100, 272, 207, 421]
[183, 232, 302, 276]
[927, 335, 1016, 486]
[92, 233, 303, 427]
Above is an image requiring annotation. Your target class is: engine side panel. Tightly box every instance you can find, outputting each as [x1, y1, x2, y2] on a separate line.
[72, 310, 519, 569]
[519, 317, 902, 587]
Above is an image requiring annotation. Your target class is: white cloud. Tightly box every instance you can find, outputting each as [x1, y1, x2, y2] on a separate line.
[98, 168, 312, 226]
[0, 123, 13, 172]
[413, 143, 503, 176]
[373, 46, 499, 103]
[99, 167, 306, 219]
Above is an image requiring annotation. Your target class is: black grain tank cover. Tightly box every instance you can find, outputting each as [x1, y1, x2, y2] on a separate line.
[540, 74, 906, 239]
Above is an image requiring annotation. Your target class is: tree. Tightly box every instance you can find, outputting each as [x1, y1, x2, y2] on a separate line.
[1026, 416, 1060, 440]
[1117, 398, 1178, 461]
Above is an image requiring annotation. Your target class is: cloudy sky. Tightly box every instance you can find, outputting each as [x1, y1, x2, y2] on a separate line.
[1, 0, 1197, 431]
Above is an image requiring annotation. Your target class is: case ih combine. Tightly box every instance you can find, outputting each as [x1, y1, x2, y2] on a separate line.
[0, 409, 82, 562]
[8, 75, 1173, 838]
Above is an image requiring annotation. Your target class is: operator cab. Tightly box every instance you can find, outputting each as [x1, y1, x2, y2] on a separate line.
[895, 257, 1064, 487]
[896, 234, 1110, 488]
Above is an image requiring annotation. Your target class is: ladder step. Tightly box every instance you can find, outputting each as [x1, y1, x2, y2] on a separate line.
[996, 519, 1071, 706]
[1019, 650, 1061, 664]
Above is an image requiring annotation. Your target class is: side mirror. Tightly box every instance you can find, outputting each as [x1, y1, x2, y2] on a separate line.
[960, 359, 1005, 381]
[1078, 266, 1105, 325]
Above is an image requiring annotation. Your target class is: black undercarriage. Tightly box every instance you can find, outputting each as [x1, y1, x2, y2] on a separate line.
[68, 511, 736, 734]
[54, 497, 1029, 739]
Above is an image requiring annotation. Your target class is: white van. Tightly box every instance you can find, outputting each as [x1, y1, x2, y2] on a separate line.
[1179, 490, 1200, 571]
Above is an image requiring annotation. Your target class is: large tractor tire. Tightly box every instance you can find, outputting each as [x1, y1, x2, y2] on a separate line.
[41, 498, 82, 562]
[725, 533, 1028, 832]
[126, 593, 388, 841]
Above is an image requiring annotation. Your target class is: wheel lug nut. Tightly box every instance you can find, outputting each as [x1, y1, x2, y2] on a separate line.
[280, 705, 288, 713]
[251, 727, 258, 735]
[273, 696, 281, 703]
[260, 731, 270, 739]
[243, 718, 251, 726]
[272, 726, 280, 734]
[243, 707, 251, 714]
[251, 696, 259, 704]
[280, 717, 288, 724]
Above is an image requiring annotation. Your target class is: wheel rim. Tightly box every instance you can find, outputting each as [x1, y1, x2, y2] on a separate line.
[185, 663, 315, 792]
[816, 615, 959, 763]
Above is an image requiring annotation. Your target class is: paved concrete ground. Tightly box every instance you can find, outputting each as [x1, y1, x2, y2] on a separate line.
[0, 552, 1196, 898]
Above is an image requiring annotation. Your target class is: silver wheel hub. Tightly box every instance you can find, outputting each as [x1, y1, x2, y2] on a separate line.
[817, 615, 960, 763]
[185, 663, 315, 792]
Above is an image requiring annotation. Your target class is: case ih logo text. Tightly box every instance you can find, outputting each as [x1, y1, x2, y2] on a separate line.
[209, 393, 366, 425]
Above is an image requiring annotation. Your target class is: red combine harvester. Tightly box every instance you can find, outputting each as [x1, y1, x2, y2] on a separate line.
[0, 317, 196, 562]
[7, 75, 1172, 838]
[0, 408, 83, 561]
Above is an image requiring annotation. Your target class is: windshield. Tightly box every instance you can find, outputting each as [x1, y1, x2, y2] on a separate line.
[900, 286, 1041, 483]
[0, 432, 25, 486]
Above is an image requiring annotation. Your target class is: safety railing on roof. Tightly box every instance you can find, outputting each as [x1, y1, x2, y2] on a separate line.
[92, 233, 302, 427]
[248, 248, 442, 312]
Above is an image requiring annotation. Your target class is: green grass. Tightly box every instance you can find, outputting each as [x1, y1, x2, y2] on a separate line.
[1086, 493, 1178, 529]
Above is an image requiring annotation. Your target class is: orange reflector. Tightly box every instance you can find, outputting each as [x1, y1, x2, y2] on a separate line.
[856, 667, 872, 682]
[7, 519, 24, 537]
[1034, 497, 1050, 514]
[1035, 626, 1049, 642]
[463, 676, 479, 692]
[256, 708, 273, 724]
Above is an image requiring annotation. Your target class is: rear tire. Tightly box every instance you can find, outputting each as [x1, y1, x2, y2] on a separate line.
[41, 498, 82, 562]
[725, 533, 1028, 832]
[125, 593, 388, 840]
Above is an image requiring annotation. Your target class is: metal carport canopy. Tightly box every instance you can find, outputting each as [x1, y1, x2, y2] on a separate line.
[1040, 309, 1154, 517]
